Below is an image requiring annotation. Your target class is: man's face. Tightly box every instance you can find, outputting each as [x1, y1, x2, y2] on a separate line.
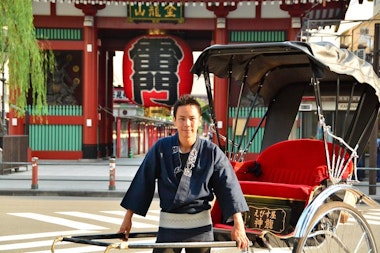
[173, 105, 202, 139]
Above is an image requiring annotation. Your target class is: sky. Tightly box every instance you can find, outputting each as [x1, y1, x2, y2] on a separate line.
[344, 0, 374, 21]
[308, 0, 375, 44]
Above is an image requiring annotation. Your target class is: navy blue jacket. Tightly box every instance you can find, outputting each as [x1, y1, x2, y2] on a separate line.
[120, 133, 248, 222]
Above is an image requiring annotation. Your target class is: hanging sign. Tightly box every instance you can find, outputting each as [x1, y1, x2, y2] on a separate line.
[123, 35, 193, 107]
[113, 87, 129, 103]
[128, 3, 184, 24]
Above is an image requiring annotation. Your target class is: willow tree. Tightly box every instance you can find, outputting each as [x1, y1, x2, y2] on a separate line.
[0, 0, 54, 117]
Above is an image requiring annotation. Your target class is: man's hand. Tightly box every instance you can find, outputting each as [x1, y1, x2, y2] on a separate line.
[230, 213, 250, 249]
[118, 210, 134, 241]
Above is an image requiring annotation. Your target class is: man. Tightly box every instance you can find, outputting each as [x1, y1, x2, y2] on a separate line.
[118, 95, 249, 253]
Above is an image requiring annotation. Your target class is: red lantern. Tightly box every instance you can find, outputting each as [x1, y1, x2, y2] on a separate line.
[123, 35, 193, 107]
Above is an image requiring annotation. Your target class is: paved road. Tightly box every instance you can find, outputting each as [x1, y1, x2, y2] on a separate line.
[0, 157, 380, 252]
[1, 196, 380, 253]
[0, 195, 158, 253]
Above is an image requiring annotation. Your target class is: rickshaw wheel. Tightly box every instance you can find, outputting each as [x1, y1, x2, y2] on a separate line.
[292, 202, 377, 253]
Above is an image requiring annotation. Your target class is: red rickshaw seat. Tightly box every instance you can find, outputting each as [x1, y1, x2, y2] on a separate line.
[212, 139, 353, 233]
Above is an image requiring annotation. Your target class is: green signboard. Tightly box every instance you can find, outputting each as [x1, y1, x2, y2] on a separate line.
[128, 3, 184, 23]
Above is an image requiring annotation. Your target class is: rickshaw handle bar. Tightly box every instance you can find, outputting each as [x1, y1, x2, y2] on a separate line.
[104, 241, 248, 253]
[51, 232, 157, 252]
[62, 237, 111, 247]
[73, 232, 157, 239]
[51, 232, 248, 253]
[122, 241, 242, 249]
[59, 238, 240, 248]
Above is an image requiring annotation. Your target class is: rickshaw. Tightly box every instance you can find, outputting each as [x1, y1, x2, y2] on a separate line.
[51, 41, 380, 252]
[193, 41, 380, 252]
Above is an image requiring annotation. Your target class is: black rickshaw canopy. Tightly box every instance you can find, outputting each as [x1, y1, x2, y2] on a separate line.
[191, 41, 380, 157]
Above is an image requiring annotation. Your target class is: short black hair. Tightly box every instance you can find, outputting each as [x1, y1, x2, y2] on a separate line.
[173, 95, 201, 119]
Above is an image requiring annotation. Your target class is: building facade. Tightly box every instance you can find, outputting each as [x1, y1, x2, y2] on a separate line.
[6, 0, 353, 159]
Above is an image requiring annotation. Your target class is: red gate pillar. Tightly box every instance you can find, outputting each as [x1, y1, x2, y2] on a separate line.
[106, 51, 115, 157]
[128, 119, 133, 158]
[137, 123, 141, 155]
[82, 17, 98, 159]
[143, 123, 147, 154]
[207, 3, 237, 151]
[98, 49, 107, 158]
[75, 4, 105, 159]
[116, 117, 121, 158]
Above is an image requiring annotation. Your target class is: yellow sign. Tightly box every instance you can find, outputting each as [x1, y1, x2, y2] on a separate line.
[128, 3, 184, 23]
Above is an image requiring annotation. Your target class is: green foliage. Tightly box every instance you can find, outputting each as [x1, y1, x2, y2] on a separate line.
[0, 0, 54, 116]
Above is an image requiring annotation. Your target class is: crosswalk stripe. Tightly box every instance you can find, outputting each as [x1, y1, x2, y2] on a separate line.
[25, 245, 106, 253]
[0, 239, 60, 251]
[57, 211, 123, 224]
[58, 211, 157, 228]
[133, 215, 159, 224]
[348, 217, 380, 226]
[101, 210, 160, 215]
[0, 230, 97, 242]
[366, 220, 380, 225]
[101, 211, 159, 223]
[99, 210, 125, 216]
[25, 238, 155, 253]
[8, 213, 107, 230]
[364, 213, 380, 220]
[0, 234, 155, 253]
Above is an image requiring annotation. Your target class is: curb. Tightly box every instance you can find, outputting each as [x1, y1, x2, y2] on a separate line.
[0, 189, 126, 197]
[0, 189, 160, 198]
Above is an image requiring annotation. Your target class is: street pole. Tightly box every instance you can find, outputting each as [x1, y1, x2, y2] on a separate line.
[0, 69, 6, 135]
[369, 23, 380, 195]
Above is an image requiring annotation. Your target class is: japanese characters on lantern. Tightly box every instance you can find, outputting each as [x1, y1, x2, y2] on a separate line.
[123, 35, 193, 107]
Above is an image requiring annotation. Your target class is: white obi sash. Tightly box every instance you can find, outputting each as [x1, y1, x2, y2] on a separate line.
[159, 210, 212, 229]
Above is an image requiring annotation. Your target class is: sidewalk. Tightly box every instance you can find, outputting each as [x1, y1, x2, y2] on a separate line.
[0, 157, 144, 197]
[0, 157, 380, 203]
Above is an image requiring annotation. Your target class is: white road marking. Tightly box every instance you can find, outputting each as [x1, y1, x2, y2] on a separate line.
[100, 210, 128, 216]
[8, 213, 107, 230]
[0, 239, 63, 251]
[0, 230, 97, 242]
[101, 210, 159, 223]
[57, 211, 123, 224]
[364, 214, 380, 220]
[365, 220, 380, 225]
[347, 216, 380, 225]
[58, 211, 156, 228]
[25, 245, 106, 253]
